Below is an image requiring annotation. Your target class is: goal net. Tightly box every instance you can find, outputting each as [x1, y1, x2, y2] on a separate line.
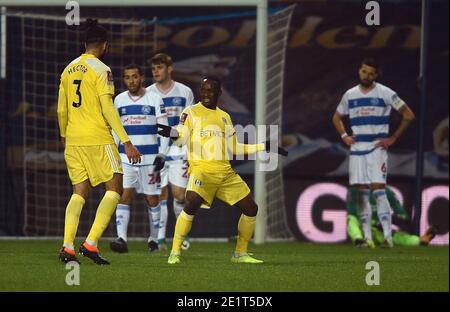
[4, 3, 295, 240]
[264, 4, 295, 240]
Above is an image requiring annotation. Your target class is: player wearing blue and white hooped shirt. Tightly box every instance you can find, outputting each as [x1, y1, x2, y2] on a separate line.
[147, 53, 195, 251]
[333, 58, 415, 248]
[110, 64, 170, 254]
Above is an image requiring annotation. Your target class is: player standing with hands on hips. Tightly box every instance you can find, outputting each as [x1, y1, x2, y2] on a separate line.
[332, 58, 415, 248]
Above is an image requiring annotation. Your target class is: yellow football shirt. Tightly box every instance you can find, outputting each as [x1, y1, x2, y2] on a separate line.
[175, 102, 265, 173]
[57, 53, 127, 146]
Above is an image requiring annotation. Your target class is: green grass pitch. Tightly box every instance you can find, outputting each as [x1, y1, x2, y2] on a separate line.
[0, 240, 448, 292]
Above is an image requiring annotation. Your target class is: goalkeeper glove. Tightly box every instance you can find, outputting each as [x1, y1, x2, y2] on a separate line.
[264, 140, 288, 156]
[152, 154, 166, 172]
[157, 123, 179, 139]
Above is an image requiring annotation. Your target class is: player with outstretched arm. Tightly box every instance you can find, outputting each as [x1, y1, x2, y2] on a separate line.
[158, 76, 288, 264]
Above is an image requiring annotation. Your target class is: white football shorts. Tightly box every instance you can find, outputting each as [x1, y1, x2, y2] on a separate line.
[160, 160, 189, 188]
[349, 147, 388, 185]
[122, 164, 161, 195]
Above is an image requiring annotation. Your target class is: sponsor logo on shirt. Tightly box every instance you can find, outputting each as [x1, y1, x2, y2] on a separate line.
[166, 106, 180, 117]
[125, 116, 146, 125]
[200, 130, 225, 138]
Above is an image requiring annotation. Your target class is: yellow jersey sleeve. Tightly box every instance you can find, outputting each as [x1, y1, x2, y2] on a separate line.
[57, 74, 68, 138]
[96, 66, 115, 97]
[100, 94, 130, 144]
[174, 107, 192, 146]
[224, 112, 265, 155]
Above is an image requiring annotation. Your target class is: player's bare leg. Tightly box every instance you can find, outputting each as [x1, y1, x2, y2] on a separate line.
[172, 184, 190, 250]
[145, 194, 161, 252]
[371, 183, 393, 248]
[59, 179, 91, 264]
[110, 187, 134, 253]
[80, 174, 123, 265]
[231, 194, 263, 264]
[168, 191, 202, 264]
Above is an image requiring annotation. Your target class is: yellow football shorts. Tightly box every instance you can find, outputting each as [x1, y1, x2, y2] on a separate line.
[187, 167, 251, 207]
[64, 144, 123, 187]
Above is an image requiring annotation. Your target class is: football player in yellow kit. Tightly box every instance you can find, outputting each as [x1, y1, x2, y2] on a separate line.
[57, 19, 141, 265]
[158, 76, 288, 264]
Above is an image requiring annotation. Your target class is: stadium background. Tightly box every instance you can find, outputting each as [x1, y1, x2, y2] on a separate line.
[0, 0, 448, 244]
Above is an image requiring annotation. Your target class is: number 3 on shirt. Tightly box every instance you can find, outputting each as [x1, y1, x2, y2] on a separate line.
[72, 80, 82, 107]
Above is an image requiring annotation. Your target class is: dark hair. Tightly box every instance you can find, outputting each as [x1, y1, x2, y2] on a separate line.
[82, 18, 108, 44]
[360, 58, 379, 72]
[151, 53, 173, 67]
[123, 64, 143, 76]
[202, 76, 222, 90]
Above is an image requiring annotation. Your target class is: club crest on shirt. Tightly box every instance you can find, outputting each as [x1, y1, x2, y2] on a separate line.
[180, 113, 188, 125]
[141, 105, 151, 115]
[172, 97, 182, 106]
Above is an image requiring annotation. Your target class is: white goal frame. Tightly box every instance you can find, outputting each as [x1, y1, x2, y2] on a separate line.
[0, 0, 269, 244]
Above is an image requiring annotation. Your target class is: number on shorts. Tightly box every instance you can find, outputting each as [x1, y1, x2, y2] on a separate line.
[182, 161, 188, 178]
[148, 173, 161, 185]
[381, 163, 387, 173]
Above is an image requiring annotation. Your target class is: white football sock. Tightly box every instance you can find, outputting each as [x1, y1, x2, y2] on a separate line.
[116, 204, 130, 242]
[373, 189, 392, 241]
[148, 204, 161, 243]
[158, 200, 168, 242]
[357, 189, 373, 241]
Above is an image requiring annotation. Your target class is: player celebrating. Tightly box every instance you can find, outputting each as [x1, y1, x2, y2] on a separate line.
[332, 58, 415, 248]
[57, 19, 141, 265]
[109, 64, 169, 253]
[146, 53, 195, 251]
[157, 76, 288, 264]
